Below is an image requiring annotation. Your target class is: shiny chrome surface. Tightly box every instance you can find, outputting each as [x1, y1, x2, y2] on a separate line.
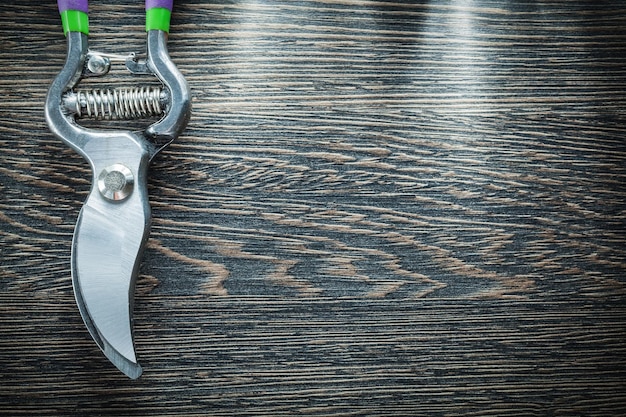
[45, 30, 190, 378]
[145, 30, 191, 150]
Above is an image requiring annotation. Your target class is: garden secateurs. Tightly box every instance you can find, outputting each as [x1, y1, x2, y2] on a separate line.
[45, 0, 190, 378]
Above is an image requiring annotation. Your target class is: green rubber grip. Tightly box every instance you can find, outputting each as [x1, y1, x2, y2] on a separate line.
[60, 10, 89, 35]
[146, 7, 171, 32]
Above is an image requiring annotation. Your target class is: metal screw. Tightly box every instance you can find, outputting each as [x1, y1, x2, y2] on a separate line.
[87, 54, 111, 76]
[97, 164, 134, 201]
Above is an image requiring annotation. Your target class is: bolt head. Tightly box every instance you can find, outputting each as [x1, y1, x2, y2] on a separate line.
[97, 164, 134, 201]
[87, 54, 111, 76]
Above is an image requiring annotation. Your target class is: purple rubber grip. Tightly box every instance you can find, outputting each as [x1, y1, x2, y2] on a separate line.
[58, 0, 88, 13]
[146, 0, 173, 11]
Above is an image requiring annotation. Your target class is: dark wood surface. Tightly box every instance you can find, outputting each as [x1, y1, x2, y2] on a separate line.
[2, 1, 626, 415]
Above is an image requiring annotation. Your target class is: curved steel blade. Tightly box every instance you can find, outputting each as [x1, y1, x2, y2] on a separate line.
[71, 145, 151, 379]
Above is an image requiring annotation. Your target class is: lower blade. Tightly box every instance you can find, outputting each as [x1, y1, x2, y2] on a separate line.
[72, 196, 149, 379]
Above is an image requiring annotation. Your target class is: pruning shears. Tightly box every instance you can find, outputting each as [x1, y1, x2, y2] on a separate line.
[45, 0, 190, 378]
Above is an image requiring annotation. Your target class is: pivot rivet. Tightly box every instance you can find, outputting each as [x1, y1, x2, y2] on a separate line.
[97, 164, 134, 201]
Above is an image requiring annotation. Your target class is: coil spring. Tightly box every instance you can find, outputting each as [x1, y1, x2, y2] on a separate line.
[64, 86, 165, 120]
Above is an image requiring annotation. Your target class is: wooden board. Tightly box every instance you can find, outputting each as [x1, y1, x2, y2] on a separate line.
[1, 1, 625, 415]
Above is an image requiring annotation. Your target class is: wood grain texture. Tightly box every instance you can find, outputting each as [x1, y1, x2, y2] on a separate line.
[1, 0, 626, 415]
